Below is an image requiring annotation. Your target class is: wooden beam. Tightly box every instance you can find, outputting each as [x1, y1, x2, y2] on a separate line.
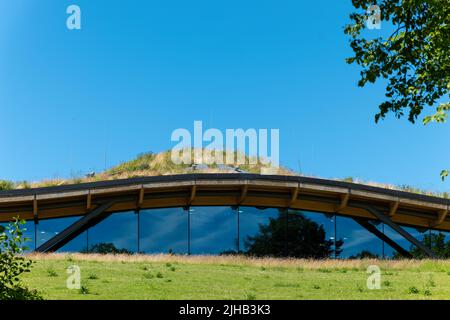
[138, 186, 145, 208]
[33, 196, 38, 223]
[389, 201, 399, 217]
[288, 187, 299, 207]
[238, 185, 248, 204]
[335, 193, 350, 212]
[433, 209, 448, 227]
[188, 185, 197, 205]
[86, 191, 92, 210]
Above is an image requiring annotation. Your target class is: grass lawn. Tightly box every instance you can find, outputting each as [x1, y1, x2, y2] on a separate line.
[22, 254, 450, 300]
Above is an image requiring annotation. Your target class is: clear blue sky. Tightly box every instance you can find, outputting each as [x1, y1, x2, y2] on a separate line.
[1, 0, 449, 193]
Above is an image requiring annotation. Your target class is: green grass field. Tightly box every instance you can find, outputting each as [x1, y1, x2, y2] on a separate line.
[22, 254, 450, 300]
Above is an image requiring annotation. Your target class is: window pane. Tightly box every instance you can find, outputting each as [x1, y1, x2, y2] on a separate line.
[140, 207, 188, 254]
[88, 211, 137, 253]
[383, 225, 425, 257]
[336, 216, 382, 258]
[292, 211, 335, 258]
[34, 216, 87, 252]
[0, 220, 36, 253]
[190, 206, 237, 254]
[239, 207, 282, 256]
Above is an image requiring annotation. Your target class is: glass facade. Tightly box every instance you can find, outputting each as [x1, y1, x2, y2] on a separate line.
[4, 206, 448, 258]
[139, 208, 188, 254]
[190, 207, 237, 254]
[337, 216, 383, 258]
[0, 220, 36, 252]
[88, 211, 138, 253]
[239, 207, 281, 255]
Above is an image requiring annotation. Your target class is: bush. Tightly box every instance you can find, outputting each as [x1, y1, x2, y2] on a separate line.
[408, 286, 420, 294]
[0, 218, 42, 300]
[82, 242, 133, 255]
[0, 180, 14, 191]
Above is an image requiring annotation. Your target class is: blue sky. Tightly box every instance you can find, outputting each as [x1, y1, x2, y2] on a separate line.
[1, 0, 450, 194]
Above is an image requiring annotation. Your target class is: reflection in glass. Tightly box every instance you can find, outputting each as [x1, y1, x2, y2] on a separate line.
[88, 211, 137, 253]
[140, 208, 188, 254]
[1, 220, 36, 253]
[190, 207, 237, 255]
[336, 216, 382, 258]
[34, 216, 87, 252]
[239, 207, 281, 256]
[382, 224, 425, 258]
[295, 211, 337, 258]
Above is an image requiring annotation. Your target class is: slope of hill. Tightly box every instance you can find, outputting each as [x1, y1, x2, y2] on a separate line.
[0, 150, 294, 190]
[0, 149, 448, 199]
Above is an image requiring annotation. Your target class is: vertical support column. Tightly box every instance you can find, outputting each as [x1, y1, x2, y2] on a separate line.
[381, 223, 385, 259]
[237, 206, 240, 254]
[284, 209, 288, 257]
[135, 209, 141, 254]
[334, 214, 337, 259]
[186, 207, 191, 255]
[136, 186, 144, 254]
[86, 228, 89, 253]
[34, 223, 37, 250]
[428, 228, 432, 250]
[33, 196, 38, 250]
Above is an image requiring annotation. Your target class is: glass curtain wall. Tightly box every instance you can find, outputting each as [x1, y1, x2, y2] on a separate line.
[18, 206, 449, 258]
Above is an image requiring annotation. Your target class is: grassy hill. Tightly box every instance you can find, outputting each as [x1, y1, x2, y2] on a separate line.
[0, 149, 448, 199]
[23, 254, 450, 300]
[0, 150, 294, 190]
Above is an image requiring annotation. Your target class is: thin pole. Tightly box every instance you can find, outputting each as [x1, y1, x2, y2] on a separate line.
[86, 228, 89, 252]
[34, 222, 37, 250]
[187, 208, 191, 255]
[382, 223, 385, 259]
[137, 210, 140, 253]
[429, 228, 432, 250]
[237, 207, 240, 254]
[334, 214, 337, 259]
[285, 209, 288, 257]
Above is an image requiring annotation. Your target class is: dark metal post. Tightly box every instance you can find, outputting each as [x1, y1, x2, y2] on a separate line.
[137, 210, 140, 254]
[237, 207, 240, 254]
[187, 207, 191, 255]
[86, 228, 89, 252]
[285, 209, 288, 257]
[382, 223, 385, 259]
[429, 229, 432, 250]
[34, 222, 37, 250]
[334, 214, 337, 259]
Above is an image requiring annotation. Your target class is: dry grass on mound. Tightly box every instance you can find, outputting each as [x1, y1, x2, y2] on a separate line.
[27, 253, 450, 271]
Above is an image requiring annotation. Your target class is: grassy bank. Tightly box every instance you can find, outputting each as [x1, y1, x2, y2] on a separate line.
[21, 254, 450, 300]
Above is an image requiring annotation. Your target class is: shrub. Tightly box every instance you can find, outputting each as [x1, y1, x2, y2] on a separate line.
[83, 242, 132, 255]
[408, 287, 420, 294]
[0, 218, 42, 300]
[47, 268, 58, 277]
[246, 293, 256, 300]
[79, 286, 90, 295]
[143, 272, 154, 279]
[0, 180, 14, 191]
[88, 273, 99, 280]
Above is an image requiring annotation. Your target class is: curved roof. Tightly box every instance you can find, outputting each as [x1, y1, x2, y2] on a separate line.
[0, 173, 448, 231]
